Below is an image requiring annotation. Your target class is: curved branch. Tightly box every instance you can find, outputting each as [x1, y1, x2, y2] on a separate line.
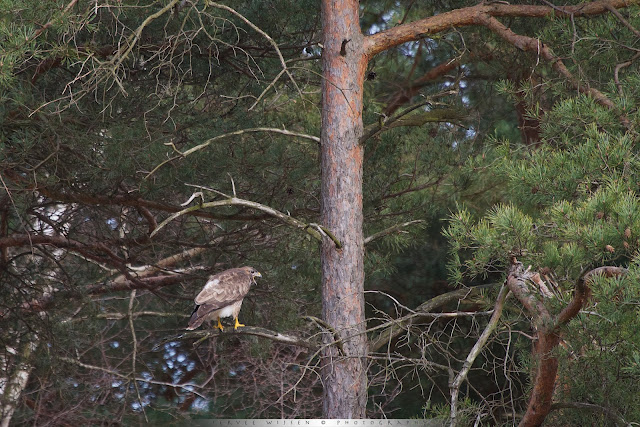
[150, 191, 342, 247]
[474, 13, 623, 117]
[364, 220, 424, 244]
[364, 0, 636, 127]
[368, 284, 497, 352]
[145, 127, 319, 179]
[364, 0, 639, 57]
[181, 325, 319, 351]
[205, 2, 303, 108]
[506, 260, 629, 426]
[555, 266, 627, 327]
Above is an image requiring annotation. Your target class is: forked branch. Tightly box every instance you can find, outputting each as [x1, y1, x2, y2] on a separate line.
[506, 258, 628, 427]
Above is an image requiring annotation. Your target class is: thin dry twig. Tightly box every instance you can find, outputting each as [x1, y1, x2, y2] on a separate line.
[145, 127, 319, 180]
[205, 2, 303, 108]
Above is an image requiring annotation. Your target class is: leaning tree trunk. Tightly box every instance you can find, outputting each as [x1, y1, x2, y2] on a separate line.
[320, 0, 369, 418]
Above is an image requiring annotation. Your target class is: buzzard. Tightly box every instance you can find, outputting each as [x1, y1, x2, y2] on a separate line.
[187, 266, 261, 331]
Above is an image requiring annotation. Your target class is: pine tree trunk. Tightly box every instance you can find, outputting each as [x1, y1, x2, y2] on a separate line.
[320, 0, 369, 418]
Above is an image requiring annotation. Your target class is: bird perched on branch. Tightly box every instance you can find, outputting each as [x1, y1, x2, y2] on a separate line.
[186, 266, 261, 331]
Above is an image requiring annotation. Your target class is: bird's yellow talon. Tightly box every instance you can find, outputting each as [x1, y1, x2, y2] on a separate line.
[234, 318, 245, 330]
[186, 266, 261, 331]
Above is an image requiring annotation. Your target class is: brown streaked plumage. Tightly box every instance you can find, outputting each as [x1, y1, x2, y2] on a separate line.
[186, 266, 261, 331]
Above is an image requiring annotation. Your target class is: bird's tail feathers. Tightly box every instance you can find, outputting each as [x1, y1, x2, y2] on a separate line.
[186, 305, 204, 330]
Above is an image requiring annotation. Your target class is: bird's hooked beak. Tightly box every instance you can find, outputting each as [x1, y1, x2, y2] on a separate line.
[251, 271, 262, 284]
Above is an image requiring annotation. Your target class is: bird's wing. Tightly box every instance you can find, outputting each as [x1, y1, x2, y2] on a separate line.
[194, 268, 252, 308]
[186, 303, 220, 330]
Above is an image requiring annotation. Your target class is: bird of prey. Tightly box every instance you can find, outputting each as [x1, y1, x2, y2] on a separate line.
[186, 266, 261, 331]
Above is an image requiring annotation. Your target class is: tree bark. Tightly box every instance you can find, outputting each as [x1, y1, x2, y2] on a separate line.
[317, 0, 637, 419]
[507, 261, 627, 426]
[0, 334, 39, 427]
[320, 0, 369, 418]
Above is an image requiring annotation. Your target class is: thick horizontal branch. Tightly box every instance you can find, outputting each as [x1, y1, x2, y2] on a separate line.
[474, 13, 622, 116]
[0, 234, 212, 284]
[364, 0, 639, 57]
[364, 0, 638, 126]
[181, 325, 319, 351]
[85, 269, 198, 295]
[32, 184, 276, 222]
[0, 272, 198, 319]
[104, 241, 223, 288]
[0, 234, 123, 266]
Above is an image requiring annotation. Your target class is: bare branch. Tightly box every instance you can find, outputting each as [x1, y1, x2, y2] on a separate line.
[150, 191, 342, 247]
[181, 326, 319, 351]
[364, 220, 424, 244]
[144, 127, 319, 180]
[303, 316, 345, 355]
[368, 284, 497, 352]
[111, 0, 181, 71]
[205, 2, 303, 108]
[450, 285, 509, 427]
[59, 356, 208, 399]
[364, 0, 639, 57]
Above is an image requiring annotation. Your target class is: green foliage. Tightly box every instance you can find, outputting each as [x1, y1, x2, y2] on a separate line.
[445, 6, 640, 420]
[3, 0, 640, 423]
